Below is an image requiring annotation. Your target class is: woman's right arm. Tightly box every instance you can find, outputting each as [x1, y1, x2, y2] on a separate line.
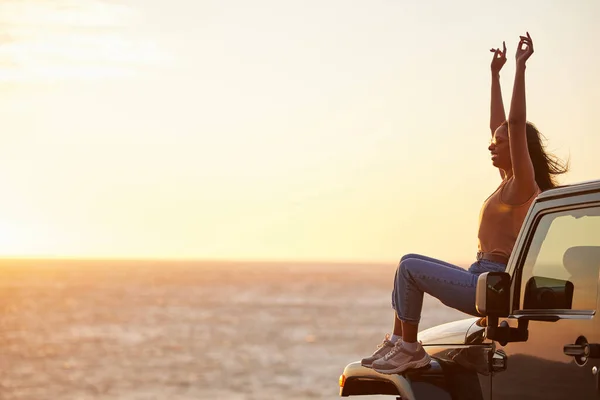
[490, 41, 507, 134]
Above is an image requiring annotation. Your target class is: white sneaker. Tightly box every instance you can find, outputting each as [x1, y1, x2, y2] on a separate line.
[360, 335, 396, 368]
[372, 341, 431, 374]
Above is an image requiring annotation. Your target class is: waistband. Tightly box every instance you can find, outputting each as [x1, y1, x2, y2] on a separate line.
[476, 251, 509, 265]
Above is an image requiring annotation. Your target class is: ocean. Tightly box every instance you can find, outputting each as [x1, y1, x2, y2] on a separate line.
[0, 259, 470, 400]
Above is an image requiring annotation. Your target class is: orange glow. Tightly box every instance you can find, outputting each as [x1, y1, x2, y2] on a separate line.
[0, 0, 597, 262]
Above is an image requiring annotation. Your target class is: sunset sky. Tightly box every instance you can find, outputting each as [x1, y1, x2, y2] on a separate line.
[0, 0, 598, 263]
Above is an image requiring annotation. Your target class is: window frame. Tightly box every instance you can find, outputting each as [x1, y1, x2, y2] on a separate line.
[510, 201, 600, 319]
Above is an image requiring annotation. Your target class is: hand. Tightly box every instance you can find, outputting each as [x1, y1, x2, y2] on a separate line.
[490, 41, 507, 74]
[515, 32, 534, 67]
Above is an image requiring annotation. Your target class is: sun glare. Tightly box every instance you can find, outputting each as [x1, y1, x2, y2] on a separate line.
[0, 0, 167, 83]
[0, 222, 32, 256]
[0, 0, 596, 261]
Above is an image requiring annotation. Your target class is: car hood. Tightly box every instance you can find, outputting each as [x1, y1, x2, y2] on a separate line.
[419, 317, 488, 345]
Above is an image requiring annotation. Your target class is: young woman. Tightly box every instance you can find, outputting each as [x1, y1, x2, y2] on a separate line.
[361, 33, 568, 375]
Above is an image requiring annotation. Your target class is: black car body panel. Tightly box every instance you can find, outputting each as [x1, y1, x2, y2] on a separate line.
[339, 179, 600, 399]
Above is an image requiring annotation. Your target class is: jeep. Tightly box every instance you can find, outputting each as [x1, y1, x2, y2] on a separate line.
[339, 179, 600, 399]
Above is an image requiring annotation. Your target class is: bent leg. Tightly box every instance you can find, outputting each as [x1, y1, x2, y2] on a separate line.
[399, 253, 465, 270]
[393, 257, 479, 324]
[392, 254, 466, 311]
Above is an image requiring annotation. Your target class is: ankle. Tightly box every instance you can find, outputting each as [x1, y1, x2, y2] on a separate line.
[401, 339, 418, 352]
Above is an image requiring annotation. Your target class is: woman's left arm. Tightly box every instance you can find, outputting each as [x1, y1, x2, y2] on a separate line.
[507, 32, 537, 200]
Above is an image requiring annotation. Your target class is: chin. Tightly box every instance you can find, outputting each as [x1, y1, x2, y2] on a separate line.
[492, 158, 508, 170]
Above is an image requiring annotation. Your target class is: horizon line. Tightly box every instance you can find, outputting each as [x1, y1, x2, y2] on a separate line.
[0, 255, 391, 265]
[0, 255, 474, 267]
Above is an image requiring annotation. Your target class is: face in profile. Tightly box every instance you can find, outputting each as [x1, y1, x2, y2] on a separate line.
[489, 125, 511, 171]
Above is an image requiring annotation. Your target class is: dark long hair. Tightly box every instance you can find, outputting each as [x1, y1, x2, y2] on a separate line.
[501, 120, 569, 191]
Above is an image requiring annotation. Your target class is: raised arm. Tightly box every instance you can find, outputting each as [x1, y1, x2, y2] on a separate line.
[507, 32, 537, 201]
[490, 41, 507, 134]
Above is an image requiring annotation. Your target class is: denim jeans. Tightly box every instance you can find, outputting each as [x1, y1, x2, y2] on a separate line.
[391, 253, 507, 324]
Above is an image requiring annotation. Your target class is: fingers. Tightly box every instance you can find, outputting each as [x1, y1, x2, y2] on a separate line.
[515, 32, 534, 64]
[490, 48, 500, 61]
[490, 46, 507, 59]
[518, 35, 534, 53]
[519, 37, 529, 48]
[519, 33, 534, 47]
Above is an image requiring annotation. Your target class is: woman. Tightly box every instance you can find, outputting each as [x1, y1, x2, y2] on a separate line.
[361, 33, 568, 375]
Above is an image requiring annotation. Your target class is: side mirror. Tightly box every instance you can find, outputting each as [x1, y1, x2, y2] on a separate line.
[476, 272, 529, 346]
[475, 272, 511, 317]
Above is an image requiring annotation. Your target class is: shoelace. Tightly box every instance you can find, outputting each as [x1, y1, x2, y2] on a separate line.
[378, 341, 393, 349]
[383, 340, 423, 360]
[383, 342, 405, 360]
[376, 334, 392, 349]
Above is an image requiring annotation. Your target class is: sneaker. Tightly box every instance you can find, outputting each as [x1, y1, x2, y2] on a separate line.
[372, 341, 431, 374]
[360, 335, 395, 368]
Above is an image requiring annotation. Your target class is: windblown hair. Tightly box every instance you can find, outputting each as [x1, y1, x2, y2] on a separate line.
[501, 120, 569, 191]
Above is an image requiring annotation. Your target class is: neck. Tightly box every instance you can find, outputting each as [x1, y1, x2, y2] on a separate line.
[502, 169, 514, 180]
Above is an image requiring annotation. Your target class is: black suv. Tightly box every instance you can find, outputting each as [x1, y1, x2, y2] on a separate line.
[339, 179, 600, 399]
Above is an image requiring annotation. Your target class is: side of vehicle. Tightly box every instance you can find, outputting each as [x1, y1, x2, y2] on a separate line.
[339, 179, 600, 400]
[477, 179, 600, 399]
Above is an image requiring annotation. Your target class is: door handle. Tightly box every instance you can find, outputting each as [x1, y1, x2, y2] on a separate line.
[564, 344, 589, 357]
[563, 343, 600, 359]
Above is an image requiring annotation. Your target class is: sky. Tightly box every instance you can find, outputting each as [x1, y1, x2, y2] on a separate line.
[0, 0, 598, 263]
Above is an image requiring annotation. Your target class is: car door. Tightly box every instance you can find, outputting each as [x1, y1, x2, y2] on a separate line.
[492, 202, 600, 399]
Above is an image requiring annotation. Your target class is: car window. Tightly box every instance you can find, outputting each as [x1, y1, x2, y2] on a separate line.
[519, 206, 600, 312]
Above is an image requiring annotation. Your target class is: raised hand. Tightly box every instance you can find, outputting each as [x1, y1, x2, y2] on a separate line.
[490, 41, 507, 74]
[515, 32, 534, 67]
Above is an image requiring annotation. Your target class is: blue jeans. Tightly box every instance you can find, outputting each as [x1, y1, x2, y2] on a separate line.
[391, 253, 507, 324]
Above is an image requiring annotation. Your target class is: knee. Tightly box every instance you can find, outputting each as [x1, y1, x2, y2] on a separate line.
[396, 257, 418, 279]
[399, 253, 421, 264]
